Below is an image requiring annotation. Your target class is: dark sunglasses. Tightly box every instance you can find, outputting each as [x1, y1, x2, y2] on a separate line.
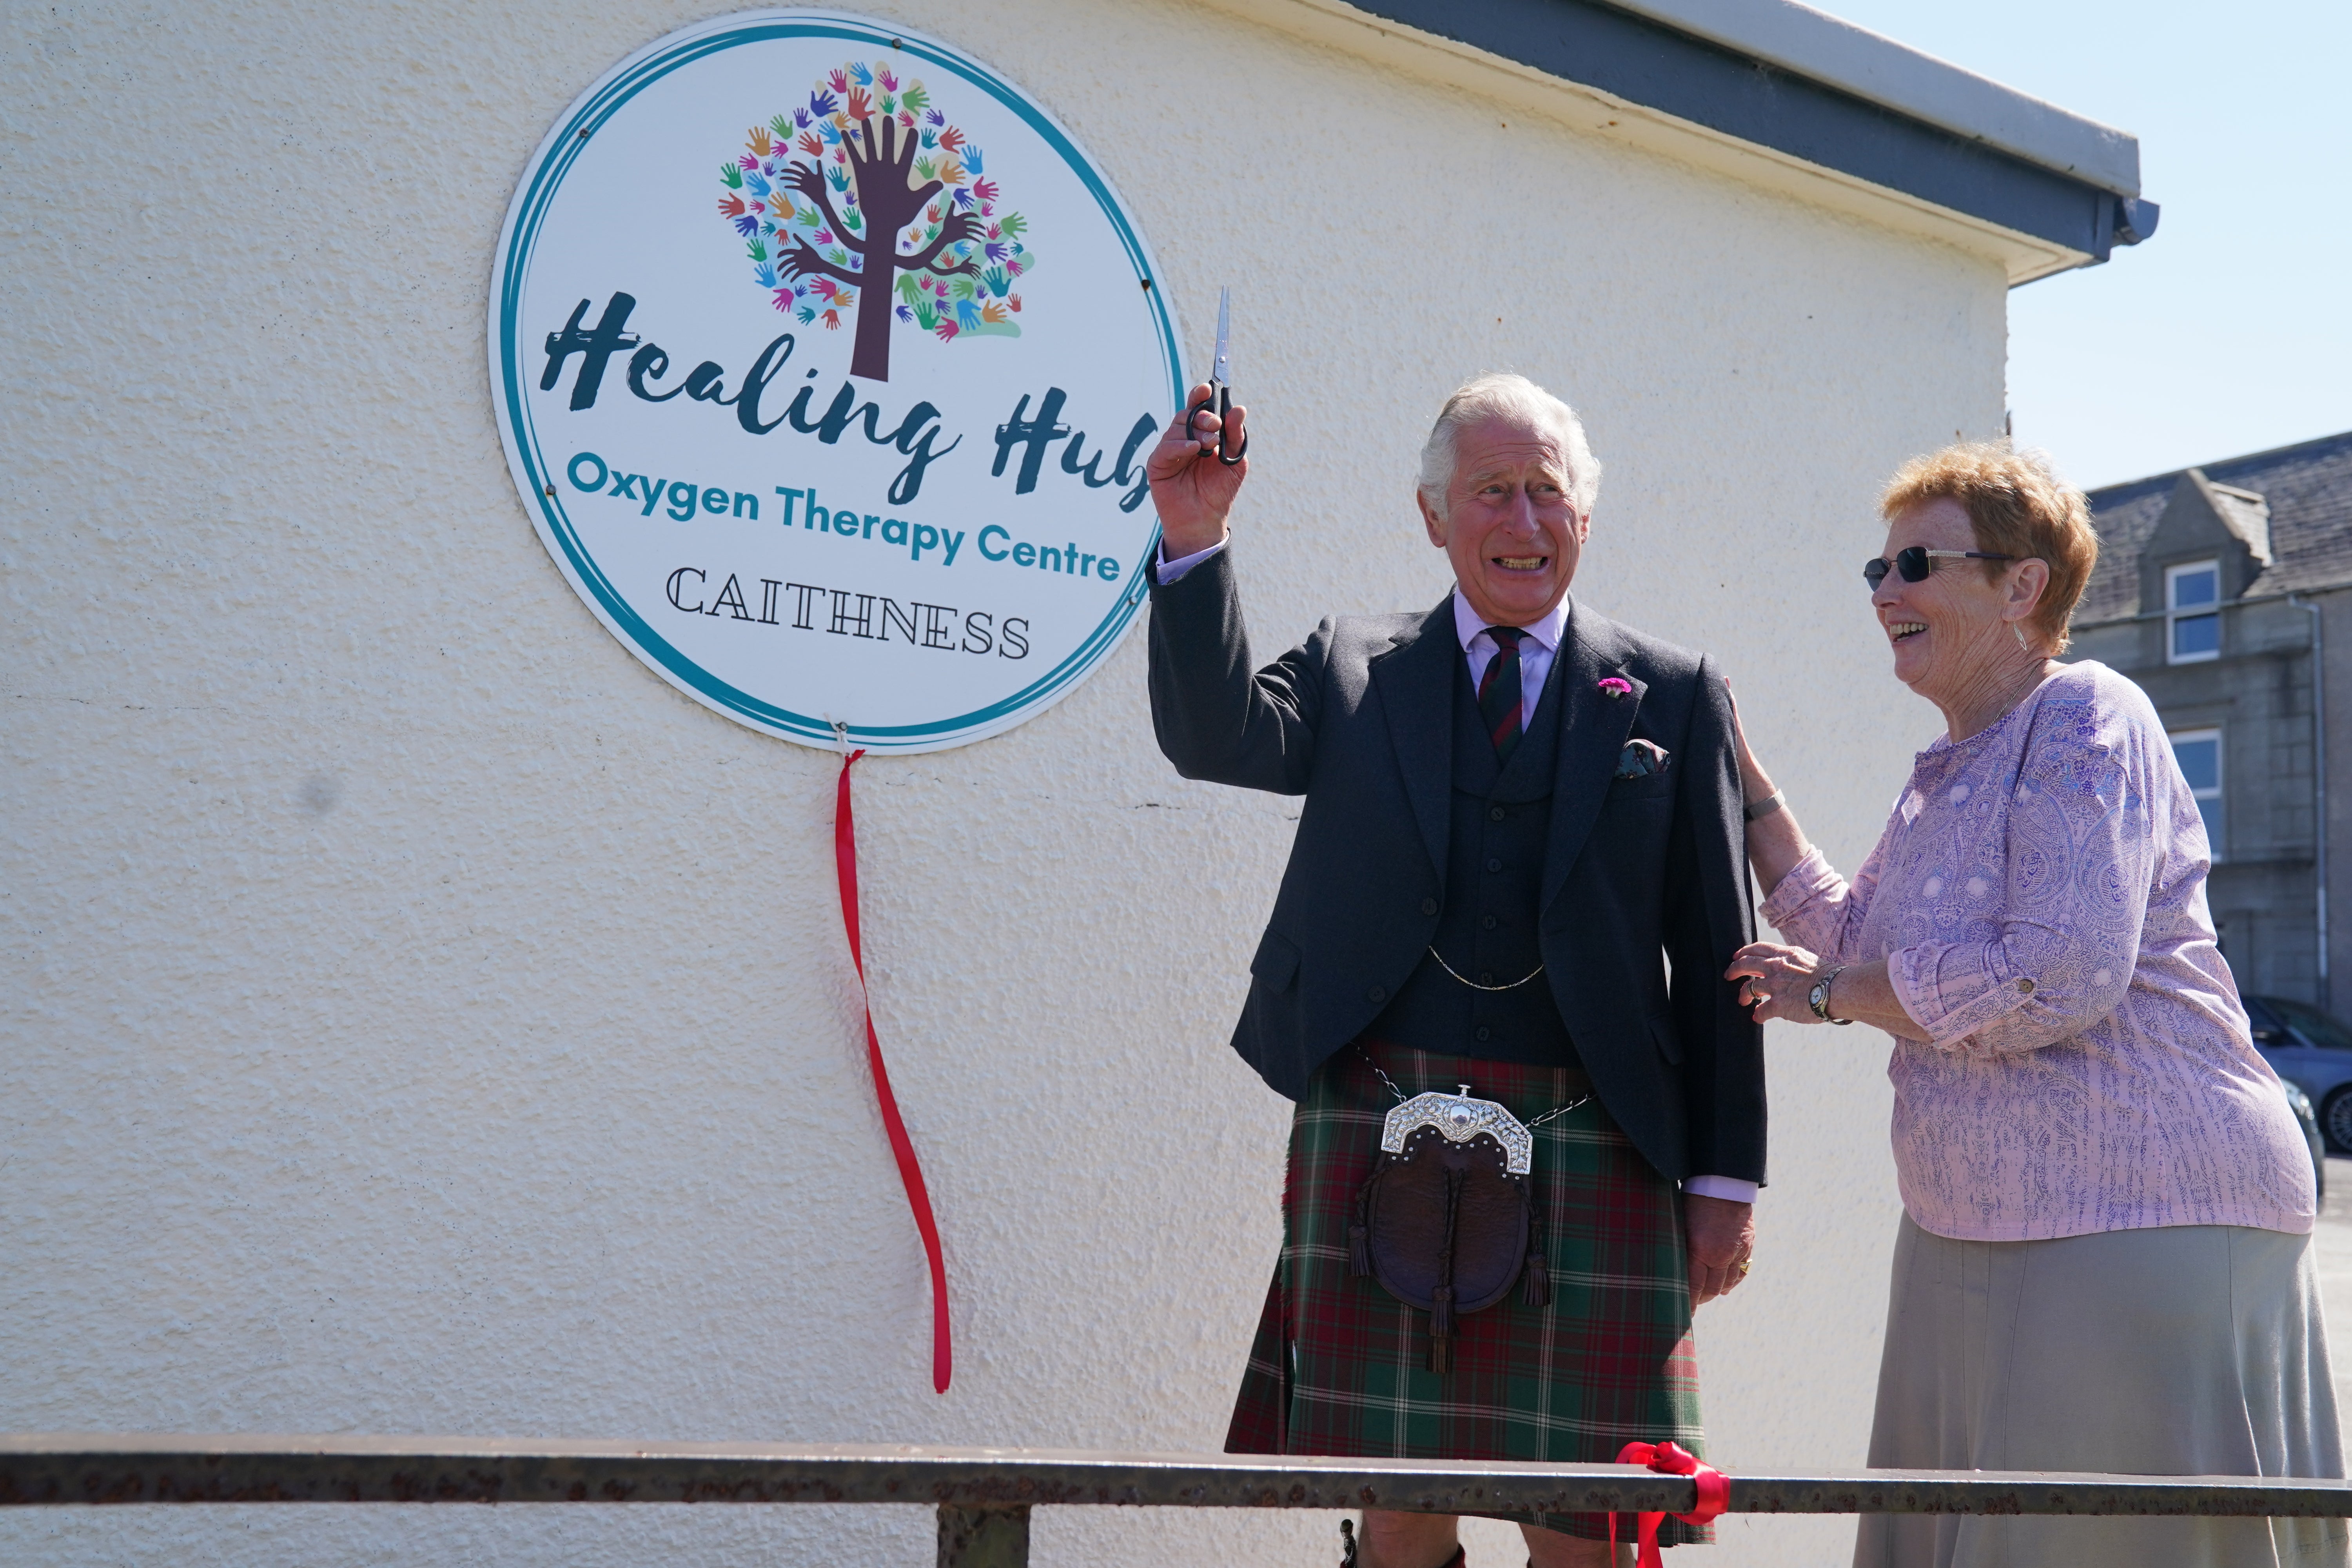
[1862, 546, 2016, 590]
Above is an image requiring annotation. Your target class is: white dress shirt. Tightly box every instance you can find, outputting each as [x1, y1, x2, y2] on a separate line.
[1154, 539, 1757, 1205]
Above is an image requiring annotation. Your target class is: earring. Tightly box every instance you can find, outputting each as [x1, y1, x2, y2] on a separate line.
[2013, 623, 2031, 653]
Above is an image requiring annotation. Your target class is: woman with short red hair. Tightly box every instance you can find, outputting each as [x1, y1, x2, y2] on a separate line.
[1728, 443, 2344, 1567]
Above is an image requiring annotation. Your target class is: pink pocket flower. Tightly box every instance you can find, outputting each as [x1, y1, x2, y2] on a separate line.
[1597, 677, 1634, 698]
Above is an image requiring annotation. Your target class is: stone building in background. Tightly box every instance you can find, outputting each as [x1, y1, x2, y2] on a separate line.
[2069, 432, 2352, 1012]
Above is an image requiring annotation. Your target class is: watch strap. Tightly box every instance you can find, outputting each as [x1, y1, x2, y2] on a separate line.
[1809, 965, 1853, 1024]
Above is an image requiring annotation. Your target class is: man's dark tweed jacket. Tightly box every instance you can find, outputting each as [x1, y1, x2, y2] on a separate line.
[1147, 548, 1766, 1187]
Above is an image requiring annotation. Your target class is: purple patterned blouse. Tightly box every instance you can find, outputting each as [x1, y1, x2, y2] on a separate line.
[1761, 661, 2316, 1241]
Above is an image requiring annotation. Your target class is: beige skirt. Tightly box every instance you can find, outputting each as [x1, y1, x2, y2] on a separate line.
[1854, 1214, 2348, 1568]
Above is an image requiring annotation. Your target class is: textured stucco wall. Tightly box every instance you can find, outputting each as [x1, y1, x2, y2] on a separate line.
[2, 1, 2006, 1564]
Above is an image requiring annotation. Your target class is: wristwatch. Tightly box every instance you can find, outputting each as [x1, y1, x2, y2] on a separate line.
[1808, 966, 1853, 1025]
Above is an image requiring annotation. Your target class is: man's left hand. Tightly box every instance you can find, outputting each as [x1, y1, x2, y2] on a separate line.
[1685, 1194, 1755, 1307]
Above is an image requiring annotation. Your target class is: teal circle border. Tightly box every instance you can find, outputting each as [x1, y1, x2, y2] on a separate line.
[494, 12, 1179, 750]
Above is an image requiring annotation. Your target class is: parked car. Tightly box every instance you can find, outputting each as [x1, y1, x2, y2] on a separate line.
[2283, 1080, 2327, 1202]
[2246, 994, 2352, 1176]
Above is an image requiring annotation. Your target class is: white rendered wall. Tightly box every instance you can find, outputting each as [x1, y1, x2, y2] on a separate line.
[1, 1, 2006, 1564]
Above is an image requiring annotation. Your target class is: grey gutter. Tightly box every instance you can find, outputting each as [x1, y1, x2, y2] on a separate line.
[1349, 0, 2158, 265]
[2069, 583, 2352, 635]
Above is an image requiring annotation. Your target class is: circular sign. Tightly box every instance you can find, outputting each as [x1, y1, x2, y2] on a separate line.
[491, 11, 1181, 753]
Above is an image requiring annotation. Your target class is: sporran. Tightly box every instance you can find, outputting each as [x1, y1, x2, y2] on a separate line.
[1347, 1055, 1589, 1371]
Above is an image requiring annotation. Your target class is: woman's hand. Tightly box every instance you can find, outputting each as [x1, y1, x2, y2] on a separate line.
[1725, 941, 1829, 1025]
[1727, 949, 1922, 1036]
[1144, 384, 1248, 558]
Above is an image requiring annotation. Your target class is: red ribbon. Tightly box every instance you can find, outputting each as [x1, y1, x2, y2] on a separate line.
[1610, 1441, 1728, 1568]
[835, 748, 953, 1393]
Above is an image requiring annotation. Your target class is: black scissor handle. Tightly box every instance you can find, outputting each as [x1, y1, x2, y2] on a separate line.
[1183, 383, 1249, 466]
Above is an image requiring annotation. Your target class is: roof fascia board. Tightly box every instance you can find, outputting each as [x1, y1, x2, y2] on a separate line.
[1603, 0, 2139, 195]
[1195, 0, 2094, 284]
[1340, 0, 2129, 265]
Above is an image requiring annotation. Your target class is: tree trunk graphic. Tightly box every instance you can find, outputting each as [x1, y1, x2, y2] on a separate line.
[781, 111, 982, 383]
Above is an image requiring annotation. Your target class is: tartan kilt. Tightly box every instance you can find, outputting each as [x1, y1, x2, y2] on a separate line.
[1225, 1039, 1710, 1546]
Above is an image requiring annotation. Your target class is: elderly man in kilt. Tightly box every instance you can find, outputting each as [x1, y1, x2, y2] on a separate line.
[1143, 374, 1764, 1567]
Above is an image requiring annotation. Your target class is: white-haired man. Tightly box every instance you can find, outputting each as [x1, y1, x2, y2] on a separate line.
[1145, 375, 1762, 1567]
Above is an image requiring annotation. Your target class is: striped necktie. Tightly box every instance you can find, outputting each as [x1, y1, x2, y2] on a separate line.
[1477, 626, 1528, 762]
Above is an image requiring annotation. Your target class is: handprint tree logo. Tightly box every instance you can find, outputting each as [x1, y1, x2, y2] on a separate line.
[718, 61, 1035, 382]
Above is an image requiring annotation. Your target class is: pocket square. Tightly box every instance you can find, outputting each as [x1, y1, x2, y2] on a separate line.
[1615, 739, 1670, 779]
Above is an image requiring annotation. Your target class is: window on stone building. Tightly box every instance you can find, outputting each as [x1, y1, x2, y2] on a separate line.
[2167, 561, 2221, 663]
[2170, 728, 2224, 857]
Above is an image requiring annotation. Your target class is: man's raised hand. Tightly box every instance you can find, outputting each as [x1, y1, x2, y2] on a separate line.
[1145, 383, 1248, 559]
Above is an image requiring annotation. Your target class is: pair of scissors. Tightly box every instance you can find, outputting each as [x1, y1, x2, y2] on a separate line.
[1183, 287, 1249, 466]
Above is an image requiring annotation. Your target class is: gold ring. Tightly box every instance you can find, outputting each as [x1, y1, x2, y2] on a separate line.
[1737, 1259, 1752, 1277]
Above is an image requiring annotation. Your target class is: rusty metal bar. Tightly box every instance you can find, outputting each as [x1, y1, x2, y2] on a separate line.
[3, 1435, 2348, 1519]
[938, 1503, 1031, 1568]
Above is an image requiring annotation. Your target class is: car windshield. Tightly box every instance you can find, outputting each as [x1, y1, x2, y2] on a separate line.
[2264, 996, 2352, 1052]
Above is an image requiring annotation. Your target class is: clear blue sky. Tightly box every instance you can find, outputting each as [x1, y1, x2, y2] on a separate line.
[1817, 0, 2350, 490]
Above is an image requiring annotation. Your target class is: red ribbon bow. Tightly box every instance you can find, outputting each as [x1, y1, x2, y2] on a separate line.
[1609, 1441, 1728, 1568]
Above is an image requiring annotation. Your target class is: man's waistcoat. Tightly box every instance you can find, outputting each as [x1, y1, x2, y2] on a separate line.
[1369, 657, 1578, 1067]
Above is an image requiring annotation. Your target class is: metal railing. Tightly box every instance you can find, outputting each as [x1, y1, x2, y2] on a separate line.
[6, 1436, 2349, 1567]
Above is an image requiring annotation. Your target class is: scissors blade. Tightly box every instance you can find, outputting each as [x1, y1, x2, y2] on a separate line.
[1212, 287, 1231, 386]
